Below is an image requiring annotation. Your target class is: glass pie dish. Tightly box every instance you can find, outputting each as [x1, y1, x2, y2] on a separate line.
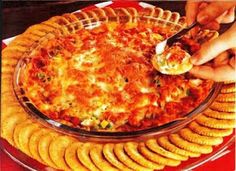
[13, 11, 222, 141]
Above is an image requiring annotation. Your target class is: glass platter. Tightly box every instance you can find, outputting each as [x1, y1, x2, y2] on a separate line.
[13, 15, 222, 141]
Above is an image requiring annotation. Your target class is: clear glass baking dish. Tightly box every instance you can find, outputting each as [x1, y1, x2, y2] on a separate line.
[13, 15, 223, 141]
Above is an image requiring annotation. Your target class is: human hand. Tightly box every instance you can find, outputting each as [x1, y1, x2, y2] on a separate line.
[185, 1, 236, 82]
[186, 1, 236, 30]
[190, 23, 236, 82]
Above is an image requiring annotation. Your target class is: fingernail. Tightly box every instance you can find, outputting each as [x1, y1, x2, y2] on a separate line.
[197, 14, 209, 24]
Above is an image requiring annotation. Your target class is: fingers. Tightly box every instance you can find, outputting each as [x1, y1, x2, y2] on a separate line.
[197, 2, 236, 24]
[202, 20, 220, 30]
[229, 56, 235, 68]
[213, 51, 230, 66]
[217, 7, 235, 24]
[185, 1, 200, 25]
[191, 23, 236, 65]
[190, 62, 236, 82]
[185, 1, 202, 37]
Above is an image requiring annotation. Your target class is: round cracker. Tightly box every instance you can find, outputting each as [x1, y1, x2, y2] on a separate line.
[1, 113, 27, 145]
[49, 135, 76, 170]
[65, 142, 89, 171]
[157, 136, 201, 157]
[38, 132, 60, 169]
[179, 128, 223, 146]
[223, 81, 236, 84]
[138, 142, 181, 166]
[90, 144, 119, 171]
[169, 134, 212, 154]
[124, 142, 164, 170]
[203, 109, 235, 120]
[221, 83, 236, 93]
[77, 143, 100, 171]
[188, 121, 233, 137]
[29, 128, 49, 164]
[13, 119, 33, 149]
[145, 139, 188, 161]
[18, 123, 41, 156]
[114, 143, 152, 171]
[103, 143, 133, 171]
[1, 102, 27, 121]
[216, 93, 236, 102]
[210, 102, 235, 113]
[196, 114, 236, 129]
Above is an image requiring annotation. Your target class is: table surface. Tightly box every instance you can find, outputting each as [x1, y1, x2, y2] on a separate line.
[1, 1, 235, 171]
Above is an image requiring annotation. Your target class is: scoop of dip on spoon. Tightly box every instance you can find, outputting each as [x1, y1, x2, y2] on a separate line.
[152, 22, 198, 75]
[152, 43, 192, 75]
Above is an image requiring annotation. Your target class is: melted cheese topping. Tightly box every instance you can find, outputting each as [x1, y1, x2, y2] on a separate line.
[22, 22, 213, 131]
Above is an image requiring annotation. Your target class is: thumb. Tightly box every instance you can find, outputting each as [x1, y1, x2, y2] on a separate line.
[191, 23, 236, 65]
[197, 2, 236, 25]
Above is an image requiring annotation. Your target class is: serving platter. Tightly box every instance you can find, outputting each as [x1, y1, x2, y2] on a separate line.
[1, 1, 235, 171]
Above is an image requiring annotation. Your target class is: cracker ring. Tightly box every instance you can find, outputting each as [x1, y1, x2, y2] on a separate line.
[64, 142, 89, 171]
[2, 57, 18, 68]
[216, 93, 236, 102]
[140, 7, 155, 17]
[38, 132, 60, 169]
[179, 128, 223, 146]
[204, 109, 235, 120]
[13, 119, 33, 149]
[28, 128, 49, 164]
[49, 135, 76, 170]
[126, 7, 138, 22]
[224, 80, 236, 84]
[42, 20, 62, 30]
[8, 35, 35, 47]
[18, 123, 41, 156]
[138, 142, 181, 166]
[196, 114, 236, 129]
[153, 8, 164, 18]
[157, 136, 201, 157]
[145, 139, 188, 161]
[103, 7, 117, 18]
[169, 12, 180, 24]
[103, 143, 133, 171]
[1, 94, 19, 106]
[74, 11, 91, 25]
[77, 143, 100, 171]
[1, 115, 28, 146]
[124, 142, 164, 170]
[114, 8, 132, 23]
[3, 45, 28, 53]
[26, 24, 55, 36]
[210, 102, 236, 113]
[169, 134, 212, 154]
[63, 13, 79, 22]
[19, 32, 41, 42]
[114, 143, 153, 171]
[220, 83, 235, 93]
[90, 144, 119, 171]
[188, 121, 233, 137]
[92, 8, 107, 21]
[161, 10, 172, 21]
[86, 11, 100, 22]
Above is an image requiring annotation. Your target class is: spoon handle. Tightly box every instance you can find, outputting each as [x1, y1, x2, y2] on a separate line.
[166, 22, 198, 46]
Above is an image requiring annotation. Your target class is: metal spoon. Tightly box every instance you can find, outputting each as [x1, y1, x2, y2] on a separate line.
[155, 22, 198, 55]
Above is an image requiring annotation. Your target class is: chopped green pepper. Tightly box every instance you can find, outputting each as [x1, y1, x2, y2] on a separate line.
[37, 72, 45, 80]
[186, 89, 191, 96]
